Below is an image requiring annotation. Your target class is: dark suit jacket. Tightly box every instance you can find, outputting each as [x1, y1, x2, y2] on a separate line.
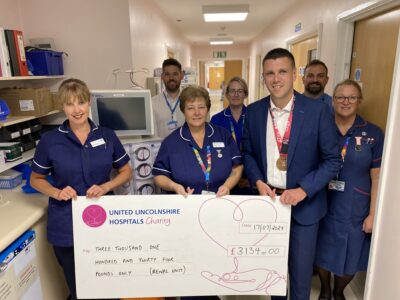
[242, 92, 341, 225]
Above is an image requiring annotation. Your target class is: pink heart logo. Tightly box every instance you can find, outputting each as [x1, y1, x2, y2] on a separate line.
[82, 205, 107, 227]
[198, 197, 278, 251]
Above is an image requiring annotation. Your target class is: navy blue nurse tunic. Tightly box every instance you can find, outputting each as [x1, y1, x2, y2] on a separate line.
[32, 119, 130, 247]
[210, 106, 246, 150]
[315, 115, 384, 276]
[152, 122, 242, 194]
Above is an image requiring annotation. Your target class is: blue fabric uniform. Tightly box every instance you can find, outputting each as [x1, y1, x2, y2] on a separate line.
[210, 106, 246, 150]
[315, 115, 384, 276]
[32, 119, 130, 247]
[152, 122, 241, 194]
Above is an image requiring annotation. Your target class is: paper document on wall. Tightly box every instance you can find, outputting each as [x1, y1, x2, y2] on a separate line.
[72, 195, 291, 299]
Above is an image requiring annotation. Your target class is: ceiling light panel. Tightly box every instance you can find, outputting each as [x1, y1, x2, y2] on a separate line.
[203, 4, 249, 22]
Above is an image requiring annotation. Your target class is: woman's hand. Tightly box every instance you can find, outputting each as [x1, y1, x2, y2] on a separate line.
[56, 186, 78, 201]
[86, 184, 109, 199]
[362, 214, 374, 233]
[216, 185, 230, 197]
[173, 183, 194, 197]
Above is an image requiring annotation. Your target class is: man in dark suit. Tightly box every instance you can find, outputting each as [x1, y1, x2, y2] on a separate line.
[242, 48, 341, 300]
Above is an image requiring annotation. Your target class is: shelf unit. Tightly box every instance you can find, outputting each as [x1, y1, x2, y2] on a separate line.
[0, 148, 35, 173]
[0, 75, 64, 81]
[0, 75, 64, 173]
[0, 110, 60, 128]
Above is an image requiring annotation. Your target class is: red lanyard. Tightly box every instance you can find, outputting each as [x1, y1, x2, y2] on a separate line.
[269, 97, 295, 155]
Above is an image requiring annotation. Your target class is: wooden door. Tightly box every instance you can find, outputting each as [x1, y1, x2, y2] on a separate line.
[291, 35, 318, 93]
[350, 7, 400, 131]
[223, 60, 243, 107]
[208, 66, 224, 90]
[199, 60, 206, 88]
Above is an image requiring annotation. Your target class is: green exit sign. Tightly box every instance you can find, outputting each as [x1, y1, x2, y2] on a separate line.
[213, 51, 227, 58]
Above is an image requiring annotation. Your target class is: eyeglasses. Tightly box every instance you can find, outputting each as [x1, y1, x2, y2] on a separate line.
[334, 96, 359, 103]
[228, 89, 245, 96]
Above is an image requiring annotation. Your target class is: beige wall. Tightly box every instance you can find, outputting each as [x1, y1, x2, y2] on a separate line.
[1, 0, 191, 90]
[17, 0, 133, 90]
[192, 43, 250, 61]
[129, 0, 192, 87]
[248, 0, 383, 102]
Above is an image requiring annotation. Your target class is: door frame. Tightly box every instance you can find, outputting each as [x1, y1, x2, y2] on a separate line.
[334, 1, 400, 299]
[333, 0, 399, 86]
[285, 23, 323, 59]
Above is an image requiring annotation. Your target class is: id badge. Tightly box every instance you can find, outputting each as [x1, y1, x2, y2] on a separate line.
[167, 120, 178, 131]
[328, 180, 345, 192]
[201, 190, 215, 195]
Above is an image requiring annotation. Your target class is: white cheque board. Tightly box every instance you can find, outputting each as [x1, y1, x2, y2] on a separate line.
[72, 195, 291, 299]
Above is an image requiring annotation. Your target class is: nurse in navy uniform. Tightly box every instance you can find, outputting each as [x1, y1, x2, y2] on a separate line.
[210, 77, 251, 195]
[315, 79, 384, 300]
[152, 85, 243, 300]
[153, 85, 243, 197]
[30, 78, 132, 300]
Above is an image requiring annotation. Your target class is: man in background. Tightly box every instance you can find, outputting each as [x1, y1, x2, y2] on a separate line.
[302, 59, 332, 109]
[152, 58, 185, 139]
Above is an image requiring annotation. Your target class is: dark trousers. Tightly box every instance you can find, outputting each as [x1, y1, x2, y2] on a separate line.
[271, 219, 319, 300]
[53, 246, 78, 300]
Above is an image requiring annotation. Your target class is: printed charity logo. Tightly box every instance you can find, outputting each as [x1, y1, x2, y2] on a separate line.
[82, 205, 107, 227]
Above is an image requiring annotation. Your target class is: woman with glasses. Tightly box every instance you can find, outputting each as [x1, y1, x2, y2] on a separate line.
[210, 77, 251, 195]
[315, 79, 384, 300]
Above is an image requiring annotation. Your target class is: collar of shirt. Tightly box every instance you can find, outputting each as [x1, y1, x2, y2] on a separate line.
[270, 97, 293, 114]
[163, 91, 180, 103]
[223, 105, 247, 118]
[58, 118, 98, 134]
[179, 122, 215, 149]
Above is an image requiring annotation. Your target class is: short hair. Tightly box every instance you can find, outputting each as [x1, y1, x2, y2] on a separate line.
[226, 76, 249, 97]
[162, 58, 182, 71]
[57, 78, 90, 105]
[262, 48, 296, 68]
[333, 79, 363, 99]
[304, 59, 328, 74]
[179, 85, 211, 113]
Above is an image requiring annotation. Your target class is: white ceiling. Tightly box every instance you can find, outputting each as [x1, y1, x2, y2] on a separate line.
[153, 0, 297, 45]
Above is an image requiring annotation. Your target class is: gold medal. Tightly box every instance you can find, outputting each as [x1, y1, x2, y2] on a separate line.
[276, 156, 287, 171]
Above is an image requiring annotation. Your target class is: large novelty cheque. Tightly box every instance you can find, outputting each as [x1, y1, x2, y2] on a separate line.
[72, 195, 291, 298]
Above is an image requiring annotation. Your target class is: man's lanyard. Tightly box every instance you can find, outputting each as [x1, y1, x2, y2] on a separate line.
[229, 114, 245, 144]
[269, 97, 295, 157]
[192, 145, 212, 191]
[163, 92, 180, 120]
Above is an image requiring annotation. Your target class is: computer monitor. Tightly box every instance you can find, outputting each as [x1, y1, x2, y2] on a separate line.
[90, 90, 153, 137]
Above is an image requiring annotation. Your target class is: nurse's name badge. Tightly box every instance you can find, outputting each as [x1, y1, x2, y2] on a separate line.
[328, 180, 345, 192]
[90, 138, 106, 148]
[167, 119, 178, 131]
[212, 142, 225, 148]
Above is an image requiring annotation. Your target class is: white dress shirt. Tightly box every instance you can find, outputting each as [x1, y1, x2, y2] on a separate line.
[266, 97, 294, 189]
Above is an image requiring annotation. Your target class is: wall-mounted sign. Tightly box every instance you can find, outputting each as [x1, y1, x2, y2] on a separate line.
[213, 51, 227, 58]
[295, 22, 302, 33]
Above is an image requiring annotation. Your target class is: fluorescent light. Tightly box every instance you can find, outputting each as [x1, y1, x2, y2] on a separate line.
[209, 38, 233, 45]
[203, 5, 249, 22]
